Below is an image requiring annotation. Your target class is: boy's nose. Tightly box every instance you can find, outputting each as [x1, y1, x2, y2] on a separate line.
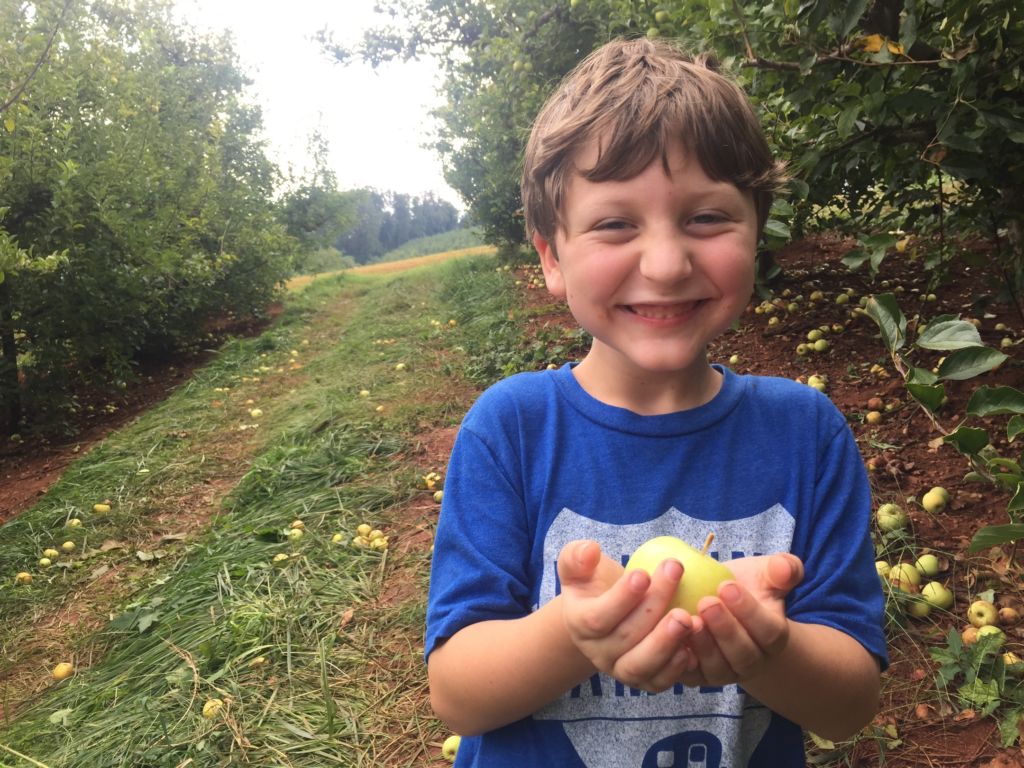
[637, 230, 693, 285]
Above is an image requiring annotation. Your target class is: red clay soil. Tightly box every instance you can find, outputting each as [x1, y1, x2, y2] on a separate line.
[0, 304, 283, 524]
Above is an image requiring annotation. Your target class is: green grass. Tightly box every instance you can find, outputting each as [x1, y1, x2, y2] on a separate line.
[0, 255, 518, 766]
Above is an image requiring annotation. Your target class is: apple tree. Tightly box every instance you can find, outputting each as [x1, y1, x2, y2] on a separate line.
[324, 0, 1024, 289]
[0, 0, 347, 433]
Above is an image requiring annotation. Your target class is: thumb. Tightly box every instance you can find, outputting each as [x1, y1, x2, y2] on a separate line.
[557, 540, 601, 587]
[765, 553, 804, 595]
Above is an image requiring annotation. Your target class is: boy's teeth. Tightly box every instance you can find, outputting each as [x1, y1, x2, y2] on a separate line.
[627, 302, 698, 318]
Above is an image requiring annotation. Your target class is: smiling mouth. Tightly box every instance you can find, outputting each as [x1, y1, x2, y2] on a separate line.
[622, 301, 703, 319]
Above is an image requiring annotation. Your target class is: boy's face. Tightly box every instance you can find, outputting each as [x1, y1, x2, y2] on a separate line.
[534, 140, 758, 382]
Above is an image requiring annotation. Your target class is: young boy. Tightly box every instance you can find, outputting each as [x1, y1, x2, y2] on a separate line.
[426, 38, 888, 767]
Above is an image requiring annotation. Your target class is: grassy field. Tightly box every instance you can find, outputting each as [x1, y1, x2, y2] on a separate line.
[0, 255, 519, 766]
[286, 246, 497, 293]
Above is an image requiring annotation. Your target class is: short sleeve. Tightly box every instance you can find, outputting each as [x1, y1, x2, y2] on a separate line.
[425, 418, 535, 663]
[788, 415, 889, 670]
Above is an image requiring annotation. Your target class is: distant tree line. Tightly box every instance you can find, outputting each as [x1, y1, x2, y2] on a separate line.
[336, 189, 465, 264]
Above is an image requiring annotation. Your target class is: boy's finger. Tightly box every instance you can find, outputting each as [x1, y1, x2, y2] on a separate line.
[557, 540, 601, 587]
[612, 609, 694, 691]
[687, 603, 738, 685]
[716, 579, 790, 657]
[565, 565, 651, 640]
[698, 591, 770, 678]
[614, 559, 685, 637]
[765, 553, 803, 595]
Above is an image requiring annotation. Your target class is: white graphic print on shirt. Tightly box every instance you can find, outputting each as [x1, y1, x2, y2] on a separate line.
[532, 505, 795, 768]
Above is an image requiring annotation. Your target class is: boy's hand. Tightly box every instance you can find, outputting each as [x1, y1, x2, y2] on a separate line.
[677, 553, 804, 688]
[557, 540, 698, 694]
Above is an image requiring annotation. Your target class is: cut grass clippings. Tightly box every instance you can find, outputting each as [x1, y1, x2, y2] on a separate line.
[0, 255, 522, 766]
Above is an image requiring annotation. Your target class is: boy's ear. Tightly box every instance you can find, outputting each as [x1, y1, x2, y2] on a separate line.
[533, 231, 567, 298]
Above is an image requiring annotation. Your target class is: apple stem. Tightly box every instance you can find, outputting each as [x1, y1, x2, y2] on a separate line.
[700, 533, 715, 556]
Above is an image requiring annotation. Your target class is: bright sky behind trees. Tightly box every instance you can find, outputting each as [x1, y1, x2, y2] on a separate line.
[174, 0, 458, 206]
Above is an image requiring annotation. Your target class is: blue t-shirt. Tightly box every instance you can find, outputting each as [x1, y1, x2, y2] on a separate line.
[426, 363, 888, 768]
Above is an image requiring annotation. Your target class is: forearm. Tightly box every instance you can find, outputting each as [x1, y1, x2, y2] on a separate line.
[741, 621, 881, 741]
[428, 595, 597, 736]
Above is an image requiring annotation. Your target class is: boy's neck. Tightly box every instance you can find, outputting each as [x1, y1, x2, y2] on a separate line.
[570, 346, 723, 416]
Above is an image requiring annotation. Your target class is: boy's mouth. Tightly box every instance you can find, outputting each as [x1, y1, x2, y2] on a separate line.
[622, 301, 703, 319]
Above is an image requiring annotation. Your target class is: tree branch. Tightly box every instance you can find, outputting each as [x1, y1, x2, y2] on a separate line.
[0, 0, 73, 115]
[731, 0, 755, 63]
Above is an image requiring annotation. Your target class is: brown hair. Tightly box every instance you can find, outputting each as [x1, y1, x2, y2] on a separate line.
[522, 38, 788, 248]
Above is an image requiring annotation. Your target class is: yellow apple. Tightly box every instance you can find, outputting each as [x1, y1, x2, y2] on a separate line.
[287, 528, 303, 542]
[93, 504, 111, 513]
[52, 663, 75, 680]
[889, 562, 921, 587]
[357, 524, 372, 537]
[915, 554, 940, 577]
[442, 734, 461, 762]
[921, 582, 954, 610]
[969, 600, 999, 628]
[14, 572, 32, 585]
[39, 558, 51, 567]
[921, 490, 947, 514]
[44, 549, 59, 559]
[202, 699, 223, 719]
[290, 520, 305, 530]
[625, 536, 734, 616]
[61, 541, 76, 553]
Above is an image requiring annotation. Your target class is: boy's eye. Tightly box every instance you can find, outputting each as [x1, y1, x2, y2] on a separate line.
[596, 220, 630, 230]
[691, 214, 723, 225]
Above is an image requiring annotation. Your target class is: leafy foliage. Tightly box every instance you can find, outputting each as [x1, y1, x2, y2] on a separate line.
[0, 0, 354, 433]
[322, 0, 1024, 284]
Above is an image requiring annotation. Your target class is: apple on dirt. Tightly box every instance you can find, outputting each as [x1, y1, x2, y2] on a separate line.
[875, 503, 907, 532]
[875, 561, 891, 578]
[962, 626, 979, 646]
[921, 582, 954, 610]
[865, 411, 883, 425]
[442, 734, 461, 762]
[968, 600, 999, 628]
[61, 541, 76, 553]
[888, 562, 921, 588]
[1000, 607, 1021, 627]
[915, 554, 940, 577]
[52, 663, 75, 680]
[625, 535, 734, 616]
[44, 548, 59, 559]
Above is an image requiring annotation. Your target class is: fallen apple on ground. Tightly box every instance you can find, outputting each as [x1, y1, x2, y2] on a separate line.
[442, 734, 461, 762]
[15, 572, 31, 585]
[889, 562, 921, 587]
[969, 600, 999, 628]
[875, 503, 907, 532]
[93, 504, 111, 513]
[61, 541, 76, 553]
[203, 699, 224, 719]
[52, 663, 75, 680]
[921, 582, 954, 610]
[921, 489, 947, 514]
[915, 554, 940, 577]
[625, 535, 734, 616]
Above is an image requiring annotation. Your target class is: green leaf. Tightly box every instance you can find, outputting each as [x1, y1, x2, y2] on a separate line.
[999, 708, 1023, 748]
[905, 382, 945, 412]
[917, 319, 983, 350]
[837, 104, 860, 139]
[838, 0, 869, 38]
[937, 348, 1009, 380]
[966, 386, 1024, 417]
[906, 365, 938, 385]
[989, 457, 1022, 475]
[943, 426, 990, 456]
[970, 524, 1024, 552]
[1010, 483, 1024, 513]
[763, 218, 791, 239]
[49, 708, 74, 724]
[1008, 415, 1024, 442]
[865, 293, 907, 354]
[788, 178, 810, 199]
[959, 677, 1001, 707]
[862, 233, 898, 250]
[841, 249, 870, 270]
[899, 11, 918, 53]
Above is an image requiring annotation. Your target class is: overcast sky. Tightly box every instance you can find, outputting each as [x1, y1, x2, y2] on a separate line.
[175, 0, 461, 207]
